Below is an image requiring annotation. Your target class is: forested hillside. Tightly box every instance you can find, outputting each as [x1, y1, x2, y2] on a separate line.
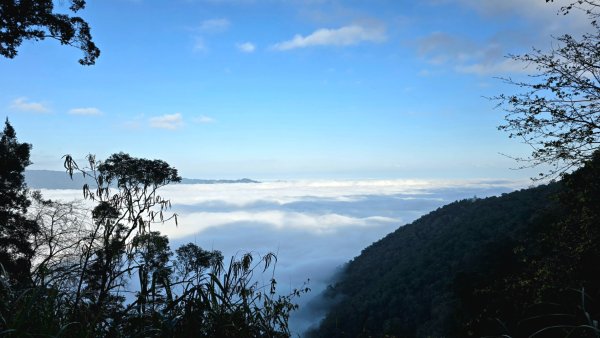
[310, 152, 600, 337]
[309, 182, 559, 337]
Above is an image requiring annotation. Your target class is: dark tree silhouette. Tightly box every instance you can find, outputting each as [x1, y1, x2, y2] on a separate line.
[0, 119, 38, 283]
[0, 0, 99, 65]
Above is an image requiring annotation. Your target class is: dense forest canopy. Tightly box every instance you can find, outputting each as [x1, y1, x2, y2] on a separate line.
[309, 180, 562, 337]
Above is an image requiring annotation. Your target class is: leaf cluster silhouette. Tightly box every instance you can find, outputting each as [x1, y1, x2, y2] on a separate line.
[0, 0, 99, 65]
[0, 121, 306, 337]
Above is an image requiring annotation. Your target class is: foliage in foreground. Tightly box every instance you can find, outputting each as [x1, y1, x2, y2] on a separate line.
[0, 121, 306, 337]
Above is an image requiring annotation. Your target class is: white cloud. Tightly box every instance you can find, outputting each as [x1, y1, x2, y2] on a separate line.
[198, 18, 231, 33]
[271, 24, 386, 51]
[38, 178, 526, 240]
[68, 107, 102, 116]
[10, 97, 50, 113]
[193, 115, 215, 124]
[236, 42, 256, 53]
[153, 178, 527, 207]
[149, 113, 183, 130]
[40, 179, 526, 210]
[169, 210, 398, 238]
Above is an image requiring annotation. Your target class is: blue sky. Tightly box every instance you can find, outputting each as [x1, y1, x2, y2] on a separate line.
[0, 0, 586, 179]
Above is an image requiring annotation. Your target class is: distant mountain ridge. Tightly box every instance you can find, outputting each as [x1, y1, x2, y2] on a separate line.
[180, 177, 259, 184]
[25, 170, 259, 189]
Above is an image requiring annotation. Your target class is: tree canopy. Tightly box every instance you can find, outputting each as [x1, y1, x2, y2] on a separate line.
[0, 119, 38, 283]
[497, 0, 600, 178]
[0, 0, 99, 65]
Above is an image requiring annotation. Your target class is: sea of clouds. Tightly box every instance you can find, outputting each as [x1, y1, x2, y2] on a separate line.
[40, 178, 528, 335]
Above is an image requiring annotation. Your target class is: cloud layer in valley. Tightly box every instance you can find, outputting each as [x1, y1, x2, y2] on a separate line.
[40, 178, 525, 334]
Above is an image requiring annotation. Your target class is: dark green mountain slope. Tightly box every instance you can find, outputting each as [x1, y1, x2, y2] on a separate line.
[309, 182, 562, 337]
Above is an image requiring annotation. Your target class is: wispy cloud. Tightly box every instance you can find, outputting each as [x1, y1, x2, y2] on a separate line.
[149, 113, 184, 130]
[456, 58, 529, 75]
[193, 115, 215, 124]
[191, 18, 230, 52]
[416, 32, 531, 76]
[454, 0, 581, 28]
[10, 97, 50, 113]
[271, 24, 386, 51]
[189, 0, 256, 3]
[121, 113, 145, 130]
[417, 0, 593, 76]
[198, 18, 230, 33]
[193, 37, 207, 52]
[429, 0, 576, 24]
[236, 42, 256, 53]
[68, 107, 103, 116]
